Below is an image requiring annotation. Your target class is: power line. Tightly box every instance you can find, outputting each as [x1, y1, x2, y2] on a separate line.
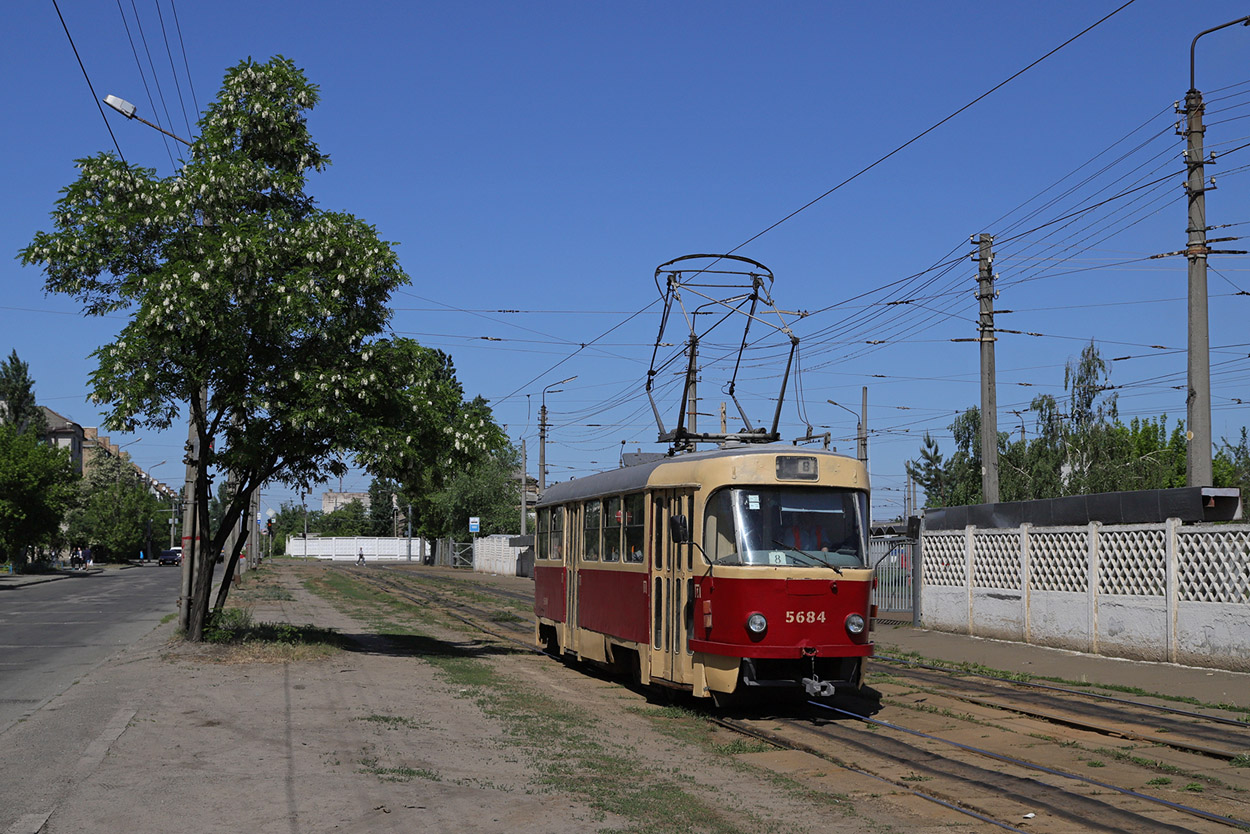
[51, 0, 128, 163]
[718, 0, 1141, 257]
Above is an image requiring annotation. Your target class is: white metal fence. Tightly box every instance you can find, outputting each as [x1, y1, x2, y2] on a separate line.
[921, 520, 1250, 671]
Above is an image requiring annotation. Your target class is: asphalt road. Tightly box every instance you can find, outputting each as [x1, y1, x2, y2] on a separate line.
[0, 566, 182, 733]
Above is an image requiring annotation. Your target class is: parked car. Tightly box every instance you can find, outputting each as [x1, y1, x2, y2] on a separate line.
[158, 549, 182, 566]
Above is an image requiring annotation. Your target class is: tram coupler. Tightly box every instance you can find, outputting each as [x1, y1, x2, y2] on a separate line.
[801, 677, 837, 698]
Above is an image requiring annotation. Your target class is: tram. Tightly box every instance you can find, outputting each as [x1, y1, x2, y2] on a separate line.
[533, 443, 874, 705]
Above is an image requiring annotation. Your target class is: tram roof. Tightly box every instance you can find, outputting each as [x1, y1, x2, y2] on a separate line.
[536, 443, 855, 507]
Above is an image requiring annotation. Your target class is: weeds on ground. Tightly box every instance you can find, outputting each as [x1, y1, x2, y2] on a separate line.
[184, 606, 345, 663]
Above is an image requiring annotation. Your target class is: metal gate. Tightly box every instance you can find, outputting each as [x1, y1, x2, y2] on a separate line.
[869, 535, 917, 621]
[434, 538, 475, 568]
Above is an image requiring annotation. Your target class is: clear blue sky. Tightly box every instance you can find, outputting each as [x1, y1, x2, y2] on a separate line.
[5, 1, 1249, 521]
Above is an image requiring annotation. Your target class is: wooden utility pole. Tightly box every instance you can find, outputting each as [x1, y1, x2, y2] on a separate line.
[975, 234, 1000, 504]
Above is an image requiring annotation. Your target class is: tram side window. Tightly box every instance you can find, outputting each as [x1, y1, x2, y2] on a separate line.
[624, 493, 645, 563]
[551, 506, 565, 563]
[603, 496, 622, 562]
[537, 508, 550, 560]
[583, 500, 601, 561]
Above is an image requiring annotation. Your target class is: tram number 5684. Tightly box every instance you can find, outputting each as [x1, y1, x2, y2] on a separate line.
[784, 610, 827, 624]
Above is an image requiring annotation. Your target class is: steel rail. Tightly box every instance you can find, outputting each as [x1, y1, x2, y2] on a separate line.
[888, 683, 1246, 761]
[711, 716, 1030, 832]
[814, 702, 1250, 830]
[873, 653, 1250, 729]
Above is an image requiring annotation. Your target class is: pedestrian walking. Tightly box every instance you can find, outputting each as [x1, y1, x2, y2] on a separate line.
[356, 548, 365, 566]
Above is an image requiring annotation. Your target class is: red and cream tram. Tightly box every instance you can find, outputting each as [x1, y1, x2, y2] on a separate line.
[533, 444, 873, 704]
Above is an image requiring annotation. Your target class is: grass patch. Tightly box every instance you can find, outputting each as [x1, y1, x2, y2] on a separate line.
[358, 756, 440, 783]
[1232, 753, 1250, 768]
[174, 606, 346, 663]
[1147, 776, 1172, 786]
[714, 738, 776, 755]
[356, 713, 427, 730]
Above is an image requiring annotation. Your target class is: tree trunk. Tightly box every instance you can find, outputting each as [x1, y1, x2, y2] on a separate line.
[213, 527, 249, 611]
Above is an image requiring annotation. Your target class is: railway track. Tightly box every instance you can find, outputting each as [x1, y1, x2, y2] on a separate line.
[342, 565, 1250, 833]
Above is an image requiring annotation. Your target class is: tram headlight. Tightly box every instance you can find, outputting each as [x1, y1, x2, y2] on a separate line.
[746, 613, 768, 634]
[845, 613, 866, 635]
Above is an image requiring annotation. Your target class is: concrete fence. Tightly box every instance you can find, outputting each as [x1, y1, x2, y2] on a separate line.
[286, 536, 431, 562]
[921, 520, 1250, 671]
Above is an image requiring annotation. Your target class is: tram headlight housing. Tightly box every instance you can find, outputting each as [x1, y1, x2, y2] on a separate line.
[845, 613, 866, 635]
[746, 613, 768, 634]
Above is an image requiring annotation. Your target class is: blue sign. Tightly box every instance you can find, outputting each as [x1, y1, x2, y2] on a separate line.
[469, 516, 480, 533]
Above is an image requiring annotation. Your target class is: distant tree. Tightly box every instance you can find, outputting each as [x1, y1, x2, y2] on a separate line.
[319, 499, 369, 537]
[19, 58, 493, 639]
[0, 350, 46, 437]
[905, 344, 1230, 508]
[0, 424, 76, 569]
[905, 433, 948, 508]
[268, 499, 314, 555]
[425, 442, 522, 537]
[367, 477, 403, 537]
[62, 453, 163, 563]
[1215, 427, 1250, 501]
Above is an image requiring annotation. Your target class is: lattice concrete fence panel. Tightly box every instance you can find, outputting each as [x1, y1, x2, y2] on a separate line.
[920, 520, 1250, 672]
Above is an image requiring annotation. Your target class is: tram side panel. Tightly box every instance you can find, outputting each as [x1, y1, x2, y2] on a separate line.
[577, 568, 649, 645]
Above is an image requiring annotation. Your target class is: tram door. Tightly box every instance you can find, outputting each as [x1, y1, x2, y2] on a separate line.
[649, 490, 695, 685]
[564, 506, 581, 656]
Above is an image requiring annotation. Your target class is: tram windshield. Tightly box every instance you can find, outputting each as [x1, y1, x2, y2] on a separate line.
[702, 486, 868, 569]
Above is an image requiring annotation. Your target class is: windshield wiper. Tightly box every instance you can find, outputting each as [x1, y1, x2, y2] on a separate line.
[770, 538, 842, 575]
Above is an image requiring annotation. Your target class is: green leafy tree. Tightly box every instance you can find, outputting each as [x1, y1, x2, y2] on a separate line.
[20, 57, 489, 639]
[63, 453, 163, 563]
[1215, 427, 1250, 501]
[0, 424, 76, 569]
[908, 343, 1243, 508]
[905, 433, 949, 508]
[425, 441, 522, 538]
[0, 350, 46, 437]
[267, 499, 314, 556]
[367, 477, 403, 537]
[319, 499, 369, 537]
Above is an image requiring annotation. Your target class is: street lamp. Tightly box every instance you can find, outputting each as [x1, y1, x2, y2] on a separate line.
[1181, 16, 1250, 487]
[539, 376, 577, 491]
[105, 93, 201, 629]
[104, 95, 191, 146]
[827, 398, 867, 468]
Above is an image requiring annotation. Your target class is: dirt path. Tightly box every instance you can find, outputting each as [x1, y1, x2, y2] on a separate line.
[0, 562, 992, 834]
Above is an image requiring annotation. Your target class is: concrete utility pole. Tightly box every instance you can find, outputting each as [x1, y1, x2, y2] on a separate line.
[177, 387, 205, 632]
[539, 376, 576, 491]
[520, 439, 527, 535]
[1182, 15, 1250, 485]
[975, 233, 1000, 505]
[858, 386, 869, 470]
[538, 404, 547, 492]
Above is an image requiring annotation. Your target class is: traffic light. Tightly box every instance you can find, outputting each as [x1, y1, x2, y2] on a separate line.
[266, 518, 274, 536]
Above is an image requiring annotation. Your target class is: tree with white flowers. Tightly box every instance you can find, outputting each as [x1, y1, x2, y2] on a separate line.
[20, 57, 492, 639]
